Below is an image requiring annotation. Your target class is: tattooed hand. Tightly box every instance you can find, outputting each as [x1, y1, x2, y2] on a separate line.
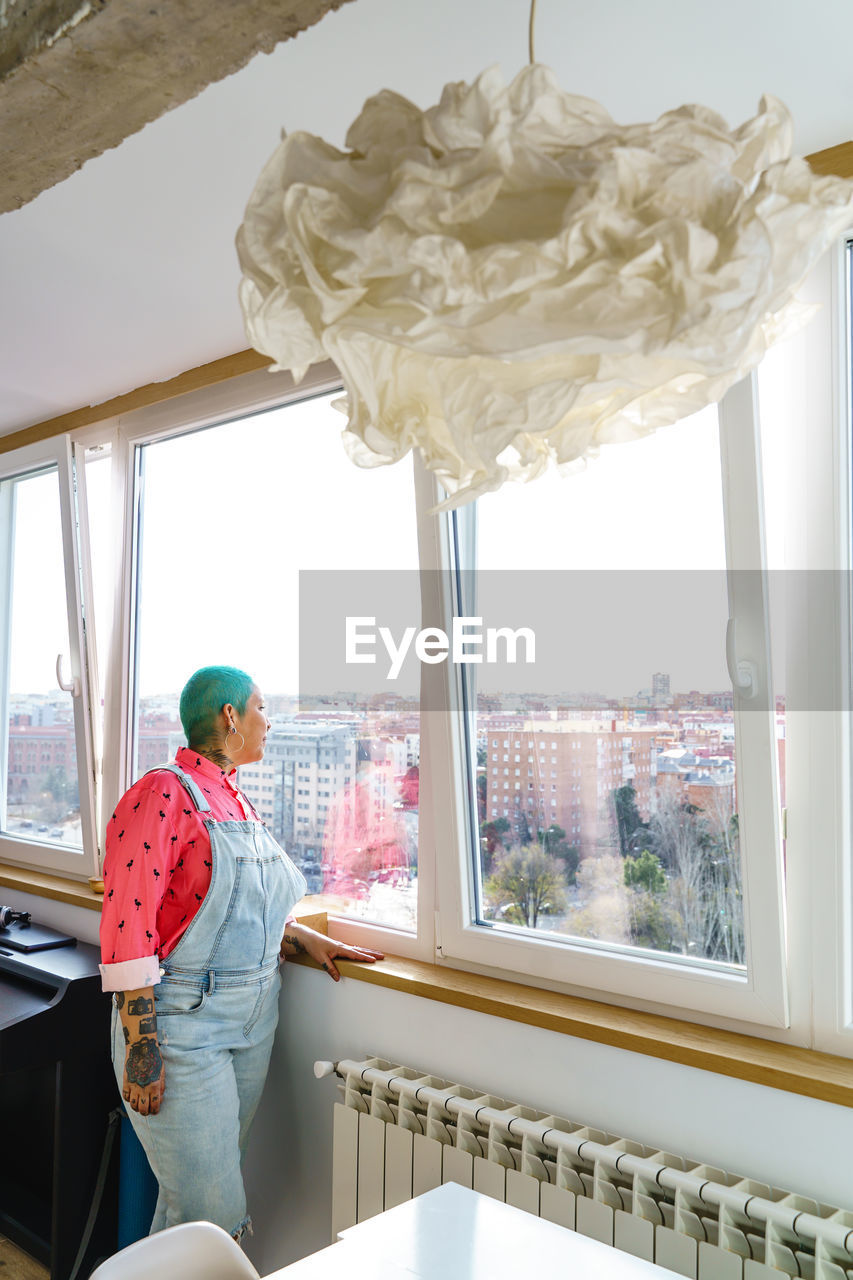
[117, 985, 166, 1115]
[279, 923, 384, 980]
[126, 1038, 163, 1086]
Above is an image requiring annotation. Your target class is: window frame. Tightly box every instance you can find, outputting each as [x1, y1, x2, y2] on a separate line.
[0, 434, 100, 878]
[781, 235, 853, 1057]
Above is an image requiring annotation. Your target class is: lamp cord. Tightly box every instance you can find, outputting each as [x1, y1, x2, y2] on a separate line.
[529, 0, 537, 63]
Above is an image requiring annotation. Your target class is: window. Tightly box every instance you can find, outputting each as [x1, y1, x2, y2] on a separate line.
[0, 437, 99, 876]
[117, 371, 421, 937]
[441, 378, 787, 1025]
[7, 238, 851, 1055]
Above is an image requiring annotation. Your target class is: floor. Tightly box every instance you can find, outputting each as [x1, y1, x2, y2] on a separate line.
[0, 1236, 49, 1280]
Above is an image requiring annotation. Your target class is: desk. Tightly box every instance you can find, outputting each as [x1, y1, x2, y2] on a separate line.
[0, 935, 118, 1279]
[267, 1183, 681, 1280]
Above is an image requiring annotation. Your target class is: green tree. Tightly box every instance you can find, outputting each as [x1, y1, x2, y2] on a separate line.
[538, 823, 566, 853]
[613, 784, 646, 857]
[485, 843, 568, 929]
[479, 816, 510, 877]
[553, 841, 580, 885]
[537, 824, 579, 885]
[627, 891, 677, 952]
[624, 849, 666, 895]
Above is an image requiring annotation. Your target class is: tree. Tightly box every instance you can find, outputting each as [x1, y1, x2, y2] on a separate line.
[645, 792, 744, 965]
[613, 784, 647, 857]
[511, 810, 532, 847]
[485, 843, 568, 929]
[624, 849, 666, 895]
[552, 840, 580, 886]
[537, 823, 579, 885]
[626, 890, 677, 952]
[479, 817, 510, 877]
[36, 767, 77, 823]
[623, 848, 671, 951]
[569, 854, 631, 945]
[538, 824, 566, 853]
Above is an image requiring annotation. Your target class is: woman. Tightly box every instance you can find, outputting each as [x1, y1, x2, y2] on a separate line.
[99, 666, 382, 1240]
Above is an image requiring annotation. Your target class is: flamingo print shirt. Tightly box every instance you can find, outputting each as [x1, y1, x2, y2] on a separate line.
[99, 747, 272, 991]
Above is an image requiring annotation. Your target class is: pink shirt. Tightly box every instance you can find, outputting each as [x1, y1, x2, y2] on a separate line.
[99, 747, 277, 991]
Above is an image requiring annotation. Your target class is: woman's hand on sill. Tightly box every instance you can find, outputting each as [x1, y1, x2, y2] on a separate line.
[280, 922, 384, 981]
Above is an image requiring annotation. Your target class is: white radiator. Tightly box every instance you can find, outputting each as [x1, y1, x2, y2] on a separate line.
[324, 1056, 853, 1280]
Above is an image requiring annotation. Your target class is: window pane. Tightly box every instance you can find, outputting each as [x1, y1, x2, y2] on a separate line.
[2, 467, 81, 847]
[131, 392, 419, 932]
[470, 409, 750, 970]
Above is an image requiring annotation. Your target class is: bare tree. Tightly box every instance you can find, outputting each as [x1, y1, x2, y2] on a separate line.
[645, 789, 744, 965]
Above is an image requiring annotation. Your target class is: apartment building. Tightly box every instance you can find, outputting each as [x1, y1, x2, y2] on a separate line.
[484, 720, 657, 856]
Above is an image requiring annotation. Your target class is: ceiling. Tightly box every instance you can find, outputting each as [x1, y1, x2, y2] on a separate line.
[1, 0, 851, 438]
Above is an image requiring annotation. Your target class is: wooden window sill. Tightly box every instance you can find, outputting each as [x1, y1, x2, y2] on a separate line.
[6, 863, 852, 1108]
[0, 862, 103, 911]
[289, 950, 853, 1110]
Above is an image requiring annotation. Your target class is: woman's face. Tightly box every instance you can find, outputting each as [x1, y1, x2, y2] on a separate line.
[231, 687, 271, 765]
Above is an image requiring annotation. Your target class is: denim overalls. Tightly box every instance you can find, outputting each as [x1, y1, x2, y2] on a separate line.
[111, 763, 307, 1239]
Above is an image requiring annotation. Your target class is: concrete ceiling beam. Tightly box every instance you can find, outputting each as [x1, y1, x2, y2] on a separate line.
[0, 0, 355, 214]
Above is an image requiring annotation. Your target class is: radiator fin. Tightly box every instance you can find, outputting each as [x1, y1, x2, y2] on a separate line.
[442, 1143, 473, 1190]
[505, 1167, 540, 1216]
[331, 1102, 359, 1239]
[657, 1224, 699, 1278]
[474, 1158, 505, 1202]
[356, 1112, 384, 1223]
[540, 1181, 576, 1231]
[577, 1195, 614, 1244]
[412, 1131, 442, 1198]
[615, 1208, 655, 1261]
[698, 1241, 743, 1280]
[384, 1123, 413, 1210]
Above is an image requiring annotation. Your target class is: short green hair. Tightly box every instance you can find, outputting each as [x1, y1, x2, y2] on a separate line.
[179, 666, 255, 746]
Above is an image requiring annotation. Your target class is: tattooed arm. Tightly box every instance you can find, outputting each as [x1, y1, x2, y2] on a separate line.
[115, 986, 165, 1115]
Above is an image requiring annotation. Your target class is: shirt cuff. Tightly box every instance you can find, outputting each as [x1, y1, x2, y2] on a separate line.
[99, 955, 162, 992]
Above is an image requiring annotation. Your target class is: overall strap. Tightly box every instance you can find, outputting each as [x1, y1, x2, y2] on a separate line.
[145, 763, 212, 813]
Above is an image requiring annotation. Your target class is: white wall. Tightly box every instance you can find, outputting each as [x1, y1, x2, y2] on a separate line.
[7, 891, 852, 1273]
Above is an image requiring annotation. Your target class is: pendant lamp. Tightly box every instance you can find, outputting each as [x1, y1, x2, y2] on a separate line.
[236, 52, 853, 508]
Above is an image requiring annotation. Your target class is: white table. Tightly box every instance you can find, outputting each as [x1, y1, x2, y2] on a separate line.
[266, 1182, 682, 1280]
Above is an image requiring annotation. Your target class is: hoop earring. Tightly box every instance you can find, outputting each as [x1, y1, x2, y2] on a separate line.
[226, 726, 245, 753]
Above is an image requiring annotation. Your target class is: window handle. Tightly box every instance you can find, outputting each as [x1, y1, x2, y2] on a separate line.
[725, 618, 757, 700]
[56, 653, 81, 698]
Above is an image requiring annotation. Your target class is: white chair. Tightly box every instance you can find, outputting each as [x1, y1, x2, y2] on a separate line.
[89, 1221, 261, 1280]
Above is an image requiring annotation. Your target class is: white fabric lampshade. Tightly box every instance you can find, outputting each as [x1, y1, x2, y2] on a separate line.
[237, 66, 853, 507]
